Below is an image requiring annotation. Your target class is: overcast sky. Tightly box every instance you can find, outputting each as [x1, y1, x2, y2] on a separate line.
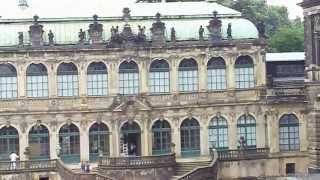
[1, 0, 304, 19]
[267, 0, 303, 19]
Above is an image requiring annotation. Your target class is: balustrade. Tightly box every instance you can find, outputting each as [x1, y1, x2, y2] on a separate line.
[0, 159, 56, 173]
[99, 153, 176, 169]
[218, 148, 269, 161]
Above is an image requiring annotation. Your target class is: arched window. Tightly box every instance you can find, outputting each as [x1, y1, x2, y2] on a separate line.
[0, 126, 19, 160]
[59, 123, 80, 163]
[207, 57, 226, 90]
[180, 118, 200, 157]
[120, 122, 141, 156]
[89, 122, 110, 161]
[149, 59, 170, 94]
[279, 114, 300, 151]
[237, 114, 256, 148]
[0, 64, 17, 99]
[119, 61, 139, 95]
[152, 120, 171, 155]
[28, 124, 50, 159]
[208, 116, 228, 150]
[178, 58, 198, 92]
[26, 64, 48, 97]
[87, 62, 108, 96]
[57, 63, 78, 97]
[235, 56, 254, 89]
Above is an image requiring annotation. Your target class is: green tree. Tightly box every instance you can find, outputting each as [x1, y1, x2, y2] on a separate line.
[269, 23, 304, 52]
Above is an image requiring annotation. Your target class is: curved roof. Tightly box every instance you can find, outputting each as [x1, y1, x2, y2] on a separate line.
[0, 0, 241, 19]
[0, 1, 258, 46]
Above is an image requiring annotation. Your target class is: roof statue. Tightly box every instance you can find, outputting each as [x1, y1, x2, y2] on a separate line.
[199, 25, 205, 41]
[150, 12, 166, 46]
[227, 23, 232, 39]
[88, 14, 103, 44]
[29, 15, 44, 46]
[207, 11, 222, 42]
[78, 29, 86, 44]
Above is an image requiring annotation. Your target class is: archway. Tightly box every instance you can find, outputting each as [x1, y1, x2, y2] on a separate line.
[28, 124, 50, 159]
[120, 121, 141, 156]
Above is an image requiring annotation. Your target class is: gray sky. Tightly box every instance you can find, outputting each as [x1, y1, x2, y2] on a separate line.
[267, 0, 303, 19]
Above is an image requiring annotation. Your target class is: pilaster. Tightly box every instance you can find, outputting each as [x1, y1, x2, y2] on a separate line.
[170, 59, 178, 93]
[79, 63, 87, 97]
[198, 58, 207, 92]
[17, 63, 26, 98]
[19, 132, 28, 160]
[108, 62, 118, 96]
[140, 61, 148, 94]
[80, 128, 89, 161]
[200, 126, 209, 155]
[48, 64, 57, 97]
[50, 131, 58, 159]
[229, 120, 237, 150]
[256, 115, 266, 149]
[226, 55, 235, 89]
[172, 122, 181, 157]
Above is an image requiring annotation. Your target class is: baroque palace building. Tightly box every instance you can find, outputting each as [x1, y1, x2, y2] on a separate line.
[0, 0, 310, 179]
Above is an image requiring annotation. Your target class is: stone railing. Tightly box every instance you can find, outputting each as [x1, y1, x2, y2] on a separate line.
[218, 148, 269, 161]
[265, 87, 305, 103]
[56, 159, 114, 180]
[0, 159, 113, 180]
[0, 159, 56, 174]
[177, 149, 219, 180]
[98, 153, 176, 169]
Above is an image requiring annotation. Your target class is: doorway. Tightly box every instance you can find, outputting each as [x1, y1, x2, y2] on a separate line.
[120, 121, 141, 156]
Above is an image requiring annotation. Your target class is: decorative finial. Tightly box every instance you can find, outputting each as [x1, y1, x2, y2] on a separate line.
[213, 11, 218, 18]
[122, 8, 131, 23]
[33, 14, 39, 24]
[93, 14, 98, 22]
[156, 12, 161, 22]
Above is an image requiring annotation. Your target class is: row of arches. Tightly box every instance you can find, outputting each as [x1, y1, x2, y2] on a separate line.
[0, 55, 255, 98]
[0, 113, 299, 162]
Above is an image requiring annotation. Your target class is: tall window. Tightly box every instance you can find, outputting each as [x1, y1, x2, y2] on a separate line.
[119, 61, 139, 95]
[235, 56, 254, 89]
[208, 116, 228, 150]
[89, 123, 110, 161]
[0, 64, 17, 99]
[180, 118, 200, 157]
[279, 114, 300, 151]
[57, 63, 79, 97]
[59, 123, 80, 163]
[207, 57, 226, 90]
[178, 58, 198, 92]
[149, 59, 170, 94]
[237, 114, 256, 148]
[87, 62, 108, 96]
[29, 124, 50, 159]
[0, 126, 19, 160]
[26, 64, 48, 97]
[152, 120, 171, 155]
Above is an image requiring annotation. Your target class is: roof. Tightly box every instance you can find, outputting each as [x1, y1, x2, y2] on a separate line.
[266, 52, 305, 62]
[0, 1, 258, 46]
[0, 0, 241, 20]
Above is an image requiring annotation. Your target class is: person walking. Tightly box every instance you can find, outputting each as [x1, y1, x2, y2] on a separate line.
[9, 152, 19, 170]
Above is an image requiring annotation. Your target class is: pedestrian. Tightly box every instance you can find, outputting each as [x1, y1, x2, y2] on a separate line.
[85, 161, 90, 173]
[9, 152, 19, 170]
[80, 161, 85, 173]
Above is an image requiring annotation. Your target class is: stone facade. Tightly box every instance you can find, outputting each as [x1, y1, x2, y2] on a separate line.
[301, 0, 320, 173]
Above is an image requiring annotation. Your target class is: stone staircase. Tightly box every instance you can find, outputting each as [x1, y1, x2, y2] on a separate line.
[171, 160, 212, 180]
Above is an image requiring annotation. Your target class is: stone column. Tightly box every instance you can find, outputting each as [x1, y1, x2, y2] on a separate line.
[141, 121, 150, 156]
[17, 64, 26, 98]
[80, 128, 89, 161]
[113, 122, 120, 156]
[50, 131, 58, 159]
[140, 61, 148, 94]
[300, 114, 308, 152]
[256, 114, 266, 149]
[266, 112, 279, 153]
[108, 62, 118, 96]
[48, 64, 57, 97]
[19, 132, 28, 161]
[79, 63, 87, 97]
[229, 118, 237, 150]
[172, 121, 181, 157]
[226, 55, 235, 89]
[255, 53, 266, 87]
[200, 126, 209, 156]
[198, 58, 207, 92]
[170, 59, 178, 93]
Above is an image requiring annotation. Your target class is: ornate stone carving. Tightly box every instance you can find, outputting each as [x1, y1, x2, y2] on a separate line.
[227, 23, 232, 39]
[20, 120, 28, 133]
[88, 14, 103, 44]
[29, 15, 44, 47]
[150, 13, 166, 47]
[18, 32, 24, 46]
[48, 30, 54, 46]
[199, 25, 204, 41]
[78, 29, 86, 43]
[170, 27, 176, 43]
[207, 11, 222, 42]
